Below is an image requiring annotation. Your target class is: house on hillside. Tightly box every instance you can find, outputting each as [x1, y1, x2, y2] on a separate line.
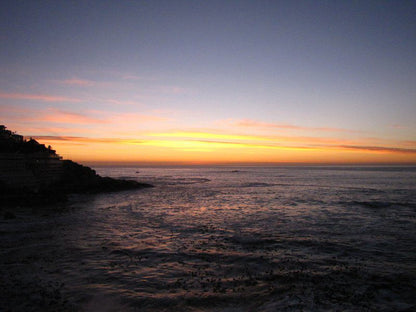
[0, 126, 64, 191]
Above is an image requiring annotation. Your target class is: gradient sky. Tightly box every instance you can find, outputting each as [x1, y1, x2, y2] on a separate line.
[1, 0, 415, 164]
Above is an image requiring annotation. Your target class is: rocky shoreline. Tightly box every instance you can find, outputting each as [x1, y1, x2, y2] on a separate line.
[1, 160, 153, 207]
[0, 125, 153, 207]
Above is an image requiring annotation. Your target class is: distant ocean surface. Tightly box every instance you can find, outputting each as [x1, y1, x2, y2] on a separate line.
[2, 166, 416, 311]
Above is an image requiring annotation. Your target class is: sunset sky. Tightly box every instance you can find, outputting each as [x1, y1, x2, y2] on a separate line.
[1, 1, 415, 165]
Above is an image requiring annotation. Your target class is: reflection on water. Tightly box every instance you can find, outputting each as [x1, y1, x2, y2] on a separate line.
[1, 166, 416, 311]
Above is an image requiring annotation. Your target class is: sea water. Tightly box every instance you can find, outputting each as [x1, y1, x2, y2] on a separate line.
[1, 166, 416, 311]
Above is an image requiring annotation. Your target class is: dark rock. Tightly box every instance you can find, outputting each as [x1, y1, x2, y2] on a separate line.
[0, 125, 153, 207]
[4, 211, 16, 219]
[52, 160, 153, 194]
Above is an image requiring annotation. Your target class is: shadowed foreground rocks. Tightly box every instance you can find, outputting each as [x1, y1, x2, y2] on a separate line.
[1, 160, 153, 206]
[58, 160, 153, 194]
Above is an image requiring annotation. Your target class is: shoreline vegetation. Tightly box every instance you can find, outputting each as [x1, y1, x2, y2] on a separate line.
[0, 125, 153, 207]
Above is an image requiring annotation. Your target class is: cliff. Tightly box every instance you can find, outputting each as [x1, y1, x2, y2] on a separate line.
[0, 126, 152, 206]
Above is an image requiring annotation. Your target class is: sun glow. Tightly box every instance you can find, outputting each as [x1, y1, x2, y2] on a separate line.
[147, 131, 274, 142]
[32, 129, 416, 165]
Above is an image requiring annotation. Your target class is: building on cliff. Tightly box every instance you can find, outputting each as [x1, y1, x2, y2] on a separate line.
[0, 126, 63, 192]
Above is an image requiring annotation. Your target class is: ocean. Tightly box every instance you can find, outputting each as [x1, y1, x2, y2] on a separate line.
[1, 166, 416, 311]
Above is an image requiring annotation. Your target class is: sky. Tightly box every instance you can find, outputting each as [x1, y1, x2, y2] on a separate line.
[1, 0, 415, 165]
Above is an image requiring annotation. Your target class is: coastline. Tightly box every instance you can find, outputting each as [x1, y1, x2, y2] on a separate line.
[0, 126, 153, 207]
[0, 160, 153, 207]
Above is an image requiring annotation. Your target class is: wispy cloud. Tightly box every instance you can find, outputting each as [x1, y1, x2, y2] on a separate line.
[35, 136, 139, 144]
[29, 131, 416, 157]
[109, 112, 171, 123]
[338, 145, 416, 154]
[190, 139, 315, 151]
[1, 104, 170, 127]
[234, 119, 302, 130]
[41, 109, 108, 125]
[10, 126, 97, 137]
[159, 86, 189, 95]
[1, 106, 107, 125]
[401, 140, 416, 147]
[33, 136, 121, 143]
[389, 124, 408, 129]
[105, 99, 144, 106]
[59, 78, 96, 86]
[144, 130, 416, 155]
[226, 118, 361, 133]
[147, 131, 272, 142]
[0, 92, 81, 102]
[120, 74, 153, 81]
[146, 130, 357, 146]
[41, 109, 169, 125]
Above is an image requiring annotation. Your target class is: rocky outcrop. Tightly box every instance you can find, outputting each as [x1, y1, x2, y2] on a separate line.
[0, 126, 153, 206]
[56, 160, 152, 194]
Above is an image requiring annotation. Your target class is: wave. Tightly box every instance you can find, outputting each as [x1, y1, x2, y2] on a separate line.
[240, 182, 276, 188]
[117, 176, 138, 180]
[165, 178, 211, 185]
[341, 200, 416, 209]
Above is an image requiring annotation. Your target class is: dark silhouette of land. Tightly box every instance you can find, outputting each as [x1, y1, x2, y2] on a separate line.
[0, 125, 152, 206]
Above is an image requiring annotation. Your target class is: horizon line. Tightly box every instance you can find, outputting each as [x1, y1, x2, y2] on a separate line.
[82, 161, 416, 167]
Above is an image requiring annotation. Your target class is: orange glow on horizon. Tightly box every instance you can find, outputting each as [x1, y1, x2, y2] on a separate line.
[34, 132, 416, 166]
